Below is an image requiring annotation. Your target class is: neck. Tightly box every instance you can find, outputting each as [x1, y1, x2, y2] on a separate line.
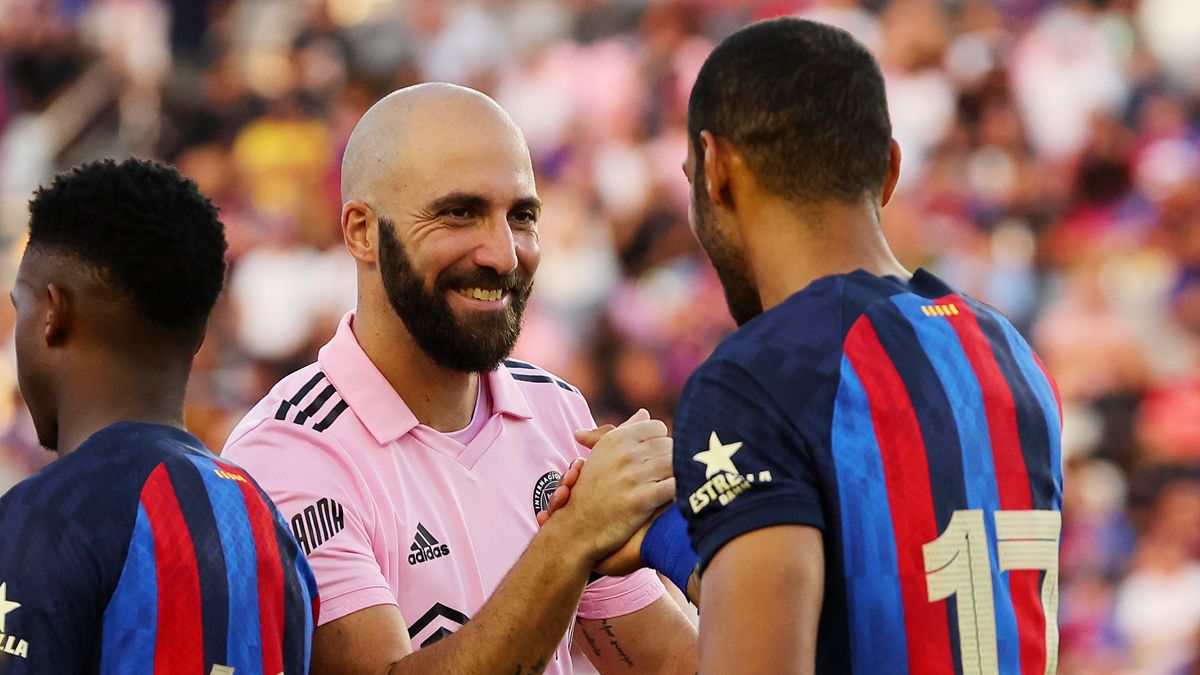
[352, 303, 478, 432]
[741, 195, 910, 312]
[55, 352, 190, 456]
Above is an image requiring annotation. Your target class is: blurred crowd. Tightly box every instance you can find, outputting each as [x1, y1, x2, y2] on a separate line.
[1, 0, 1199, 671]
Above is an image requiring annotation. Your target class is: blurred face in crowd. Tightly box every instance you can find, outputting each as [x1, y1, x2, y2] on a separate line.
[683, 140, 763, 326]
[357, 87, 541, 372]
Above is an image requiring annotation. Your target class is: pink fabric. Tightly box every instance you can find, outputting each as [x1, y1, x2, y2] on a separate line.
[223, 312, 662, 670]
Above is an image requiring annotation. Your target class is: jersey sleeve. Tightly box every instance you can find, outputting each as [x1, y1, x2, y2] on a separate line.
[223, 421, 395, 626]
[673, 358, 825, 570]
[576, 568, 665, 620]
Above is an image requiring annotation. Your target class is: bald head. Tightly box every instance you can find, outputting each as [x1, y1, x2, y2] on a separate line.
[341, 83, 530, 205]
[337, 83, 542, 379]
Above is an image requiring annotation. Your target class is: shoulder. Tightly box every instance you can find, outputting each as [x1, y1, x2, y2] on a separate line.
[222, 374, 368, 522]
[251, 363, 351, 436]
[707, 273, 855, 375]
[495, 357, 595, 436]
[225, 364, 352, 459]
[500, 357, 590, 413]
[501, 357, 582, 396]
[0, 424, 184, 528]
[0, 428, 192, 610]
[690, 271, 915, 403]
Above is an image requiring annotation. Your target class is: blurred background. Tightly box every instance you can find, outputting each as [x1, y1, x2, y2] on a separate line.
[1, 0, 1198, 671]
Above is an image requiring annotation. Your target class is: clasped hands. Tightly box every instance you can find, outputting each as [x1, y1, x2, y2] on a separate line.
[536, 409, 675, 577]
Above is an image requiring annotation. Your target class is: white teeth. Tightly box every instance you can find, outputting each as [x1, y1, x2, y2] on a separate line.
[459, 288, 502, 301]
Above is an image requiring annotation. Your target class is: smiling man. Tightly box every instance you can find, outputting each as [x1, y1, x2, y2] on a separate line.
[222, 83, 697, 675]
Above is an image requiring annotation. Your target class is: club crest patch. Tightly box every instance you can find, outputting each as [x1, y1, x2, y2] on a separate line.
[532, 470, 562, 515]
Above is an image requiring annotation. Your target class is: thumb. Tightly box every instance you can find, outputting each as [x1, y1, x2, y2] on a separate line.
[618, 408, 651, 427]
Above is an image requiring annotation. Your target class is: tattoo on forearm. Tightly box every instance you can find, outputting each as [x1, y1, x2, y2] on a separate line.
[577, 619, 602, 658]
[600, 619, 635, 667]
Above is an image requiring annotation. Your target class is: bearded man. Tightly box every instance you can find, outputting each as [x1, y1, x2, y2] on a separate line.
[222, 83, 698, 675]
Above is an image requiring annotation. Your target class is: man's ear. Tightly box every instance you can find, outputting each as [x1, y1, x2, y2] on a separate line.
[881, 140, 902, 207]
[342, 200, 378, 265]
[700, 130, 734, 210]
[44, 283, 68, 347]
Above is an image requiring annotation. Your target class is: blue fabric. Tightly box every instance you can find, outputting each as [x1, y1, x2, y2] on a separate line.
[830, 358, 909, 675]
[101, 504, 158, 674]
[641, 505, 699, 594]
[187, 454, 264, 674]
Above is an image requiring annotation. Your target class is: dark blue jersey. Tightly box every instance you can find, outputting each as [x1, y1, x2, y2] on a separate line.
[0, 422, 318, 674]
[674, 269, 1063, 675]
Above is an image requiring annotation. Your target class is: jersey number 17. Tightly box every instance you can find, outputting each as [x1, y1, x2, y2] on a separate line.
[923, 509, 1061, 675]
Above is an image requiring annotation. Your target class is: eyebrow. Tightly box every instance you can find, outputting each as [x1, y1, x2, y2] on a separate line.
[424, 192, 543, 215]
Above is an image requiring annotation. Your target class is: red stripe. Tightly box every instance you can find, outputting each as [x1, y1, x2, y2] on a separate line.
[845, 319, 955, 674]
[140, 464, 204, 673]
[218, 461, 285, 675]
[944, 296, 1046, 675]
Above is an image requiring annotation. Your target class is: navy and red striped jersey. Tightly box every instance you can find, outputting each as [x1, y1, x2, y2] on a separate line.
[0, 422, 318, 674]
[674, 269, 1063, 675]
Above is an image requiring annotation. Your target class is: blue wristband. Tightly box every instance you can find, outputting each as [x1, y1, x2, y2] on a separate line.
[640, 504, 699, 594]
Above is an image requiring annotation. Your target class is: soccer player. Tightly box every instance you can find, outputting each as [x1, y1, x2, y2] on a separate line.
[222, 83, 698, 675]
[672, 18, 1064, 675]
[0, 159, 318, 673]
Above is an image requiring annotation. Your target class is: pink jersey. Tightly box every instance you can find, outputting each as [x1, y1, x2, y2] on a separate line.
[222, 312, 663, 673]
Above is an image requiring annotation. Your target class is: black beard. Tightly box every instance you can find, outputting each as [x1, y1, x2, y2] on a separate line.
[378, 217, 532, 372]
[691, 179, 763, 326]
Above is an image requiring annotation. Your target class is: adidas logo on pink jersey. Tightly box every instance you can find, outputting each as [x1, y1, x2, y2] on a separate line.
[408, 523, 451, 565]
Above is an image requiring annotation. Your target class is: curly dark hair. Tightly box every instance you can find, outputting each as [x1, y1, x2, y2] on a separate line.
[27, 157, 228, 332]
[688, 18, 893, 204]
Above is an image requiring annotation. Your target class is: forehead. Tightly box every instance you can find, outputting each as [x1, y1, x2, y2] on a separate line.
[384, 116, 537, 206]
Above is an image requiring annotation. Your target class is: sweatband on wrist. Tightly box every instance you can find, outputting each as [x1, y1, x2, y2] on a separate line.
[640, 504, 699, 594]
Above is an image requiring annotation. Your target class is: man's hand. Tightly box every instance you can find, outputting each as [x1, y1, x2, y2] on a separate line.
[537, 461, 656, 578]
[543, 409, 675, 563]
[538, 418, 670, 578]
[594, 507, 660, 576]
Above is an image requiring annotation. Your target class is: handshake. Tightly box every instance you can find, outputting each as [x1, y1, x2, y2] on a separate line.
[536, 409, 700, 602]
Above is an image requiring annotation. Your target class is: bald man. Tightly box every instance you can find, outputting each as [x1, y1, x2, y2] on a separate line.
[223, 84, 698, 675]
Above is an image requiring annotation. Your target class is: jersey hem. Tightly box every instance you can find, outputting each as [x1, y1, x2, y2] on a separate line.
[575, 572, 664, 620]
[316, 586, 398, 626]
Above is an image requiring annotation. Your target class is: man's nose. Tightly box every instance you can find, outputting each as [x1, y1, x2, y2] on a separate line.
[472, 216, 519, 276]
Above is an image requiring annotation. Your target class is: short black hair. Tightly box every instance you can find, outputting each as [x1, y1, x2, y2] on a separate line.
[688, 18, 892, 203]
[27, 158, 227, 332]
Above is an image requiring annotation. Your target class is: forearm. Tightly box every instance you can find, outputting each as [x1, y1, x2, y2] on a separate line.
[386, 520, 594, 675]
[574, 593, 697, 674]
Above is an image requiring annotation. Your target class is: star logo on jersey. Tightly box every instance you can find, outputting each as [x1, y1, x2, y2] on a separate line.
[0, 582, 20, 633]
[0, 581, 28, 660]
[692, 432, 743, 478]
[686, 432, 773, 515]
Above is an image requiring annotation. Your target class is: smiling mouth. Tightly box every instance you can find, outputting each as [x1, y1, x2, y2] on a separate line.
[455, 287, 505, 302]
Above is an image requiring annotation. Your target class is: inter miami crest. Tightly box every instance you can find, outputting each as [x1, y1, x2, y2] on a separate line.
[532, 470, 562, 516]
